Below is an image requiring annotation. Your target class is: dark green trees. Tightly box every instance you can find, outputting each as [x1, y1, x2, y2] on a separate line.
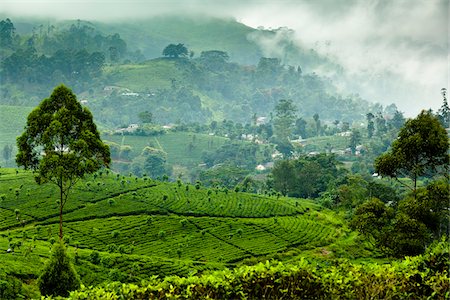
[375, 110, 449, 193]
[16, 85, 110, 240]
[271, 154, 344, 198]
[162, 43, 188, 58]
[437, 88, 450, 127]
[349, 198, 394, 246]
[366, 113, 375, 138]
[0, 18, 15, 48]
[352, 110, 449, 257]
[38, 241, 81, 297]
[273, 99, 296, 142]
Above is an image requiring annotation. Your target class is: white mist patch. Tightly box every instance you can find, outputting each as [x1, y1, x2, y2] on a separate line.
[238, 0, 448, 116]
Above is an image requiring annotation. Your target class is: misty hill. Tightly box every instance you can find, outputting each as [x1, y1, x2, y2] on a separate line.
[0, 15, 374, 126]
[7, 15, 334, 68]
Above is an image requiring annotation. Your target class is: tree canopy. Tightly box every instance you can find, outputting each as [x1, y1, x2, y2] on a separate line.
[16, 85, 110, 239]
[375, 110, 449, 192]
[162, 43, 188, 58]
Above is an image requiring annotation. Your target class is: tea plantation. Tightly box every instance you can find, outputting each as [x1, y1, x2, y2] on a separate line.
[0, 167, 350, 297]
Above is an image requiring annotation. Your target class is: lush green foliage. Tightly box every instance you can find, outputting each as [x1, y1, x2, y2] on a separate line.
[271, 154, 345, 198]
[38, 241, 81, 297]
[0, 167, 349, 299]
[16, 85, 111, 239]
[0, 17, 376, 128]
[52, 239, 449, 299]
[375, 111, 449, 191]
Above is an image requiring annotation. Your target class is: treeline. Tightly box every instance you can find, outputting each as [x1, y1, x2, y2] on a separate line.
[0, 19, 132, 90]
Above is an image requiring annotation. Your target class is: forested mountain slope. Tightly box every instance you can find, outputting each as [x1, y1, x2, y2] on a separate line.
[0, 15, 372, 127]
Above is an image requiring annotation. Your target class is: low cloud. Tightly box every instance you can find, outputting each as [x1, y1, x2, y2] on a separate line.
[238, 0, 448, 115]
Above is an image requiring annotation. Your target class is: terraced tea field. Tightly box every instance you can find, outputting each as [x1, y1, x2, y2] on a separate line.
[0, 167, 348, 291]
[0, 105, 33, 165]
[103, 131, 228, 167]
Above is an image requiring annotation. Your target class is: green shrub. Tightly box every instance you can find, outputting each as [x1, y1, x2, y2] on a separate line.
[37, 241, 81, 297]
[88, 251, 101, 265]
[0, 272, 23, 299]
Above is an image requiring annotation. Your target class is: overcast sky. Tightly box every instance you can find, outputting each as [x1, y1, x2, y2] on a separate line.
[2, 0, 448, 116]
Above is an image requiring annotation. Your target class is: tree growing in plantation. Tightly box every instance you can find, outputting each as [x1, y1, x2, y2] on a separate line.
[16, 85, 110, 240]
[348, 129, 362, 154]
[375, 110, 449, 194]
[138, 110, 153, 124]
[350, 198, 394, 247]
[38, 241, 81, 297]
[375, 112, 387, 136]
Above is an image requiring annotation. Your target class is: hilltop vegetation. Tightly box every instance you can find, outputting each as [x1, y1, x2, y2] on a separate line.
[1, 16, 372, 127]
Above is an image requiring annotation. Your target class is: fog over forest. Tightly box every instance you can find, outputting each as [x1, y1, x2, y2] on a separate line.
[2, 0, 448, 116]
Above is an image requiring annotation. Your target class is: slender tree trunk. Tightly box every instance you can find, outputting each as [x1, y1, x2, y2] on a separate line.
[59, 186, 63, 240]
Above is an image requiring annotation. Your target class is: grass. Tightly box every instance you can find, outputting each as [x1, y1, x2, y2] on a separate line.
[103, 59, 182, 91]
[0, 105, 33, 165]
[103, 131, 229, 167]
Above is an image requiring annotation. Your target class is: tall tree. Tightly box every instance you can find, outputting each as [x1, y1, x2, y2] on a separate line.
[375, 112, 387, 136]
[313, 113, 321, 136]
[273, 99, 297, 141]
[437, 88, 450, 128]
[293, 117, 308, 138]
[0, 18, 16, 48]
[374, 110, 449, 194]
[348, 129, 362, 154]
[2, 145, 12, 162]
[388, 110, 405, 131]
[16, 85, 110, 240]
[366, 112, 375, 138]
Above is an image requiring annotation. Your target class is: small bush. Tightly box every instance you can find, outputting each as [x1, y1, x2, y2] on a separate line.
[111, 230, 120, 238]
[37, 242, 81, 297]
[88, 251, 101, 265]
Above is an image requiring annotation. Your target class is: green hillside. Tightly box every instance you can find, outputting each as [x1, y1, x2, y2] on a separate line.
[90, 16, 263, 64]
[0, 167, 353, 296]
[0, 105, 33, 165]
[103, 131, 228, 166]
[103, 59, 181, 91]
